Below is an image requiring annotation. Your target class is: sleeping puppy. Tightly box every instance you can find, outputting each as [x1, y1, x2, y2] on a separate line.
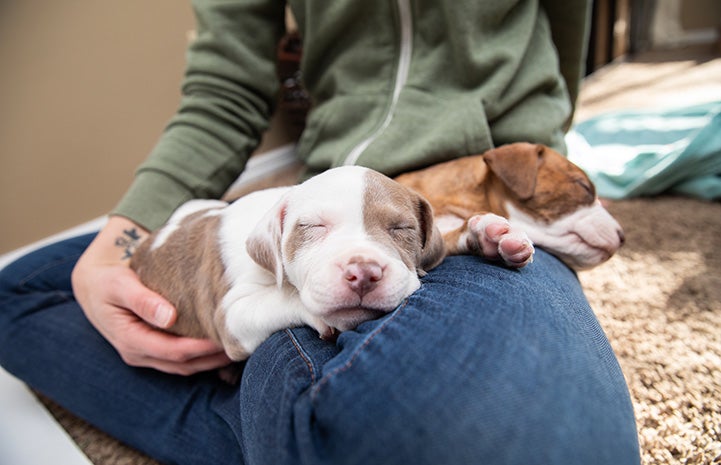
[130, 166, 453, 361]
[395, 142, 625, 270]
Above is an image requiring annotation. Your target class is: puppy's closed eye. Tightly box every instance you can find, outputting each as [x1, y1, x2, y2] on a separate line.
[296, 222, 329, 234]
[573, 178, 596, 202]
[387, 222, 421, 250]
[389, 223, 417, 236]
[285, 221, 330, 260]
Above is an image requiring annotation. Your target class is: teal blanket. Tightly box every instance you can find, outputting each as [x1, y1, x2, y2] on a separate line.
[566, 101, 721, 200]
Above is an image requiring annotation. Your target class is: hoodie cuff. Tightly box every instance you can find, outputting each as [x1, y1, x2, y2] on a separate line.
[111, 170, 195, 231]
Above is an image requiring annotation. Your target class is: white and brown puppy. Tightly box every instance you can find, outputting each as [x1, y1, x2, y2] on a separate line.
[131, 166, 458, 361]
[395, 142, 625, 270]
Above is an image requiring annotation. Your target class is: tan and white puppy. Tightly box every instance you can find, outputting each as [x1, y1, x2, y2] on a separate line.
[131, 166, 447, 361]
[395, 142, 625, 270]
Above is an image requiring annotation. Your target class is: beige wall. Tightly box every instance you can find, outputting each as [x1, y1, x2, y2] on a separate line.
[0, 2, 194, 253]
[0, 1, 296, 255]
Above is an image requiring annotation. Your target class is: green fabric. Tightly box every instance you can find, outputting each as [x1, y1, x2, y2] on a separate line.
[567, 101, 721, 200]
[113, 0, 591, 230]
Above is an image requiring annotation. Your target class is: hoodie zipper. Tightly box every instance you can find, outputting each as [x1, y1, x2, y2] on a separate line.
[343, 0, 413, 166]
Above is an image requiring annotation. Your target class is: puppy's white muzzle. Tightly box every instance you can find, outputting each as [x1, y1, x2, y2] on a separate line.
[507, 201, 625, 270]
[293, 242, 420, 330]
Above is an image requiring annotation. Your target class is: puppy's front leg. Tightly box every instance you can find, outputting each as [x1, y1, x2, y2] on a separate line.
[219, 282, 333, 360]
[443, 213, 534, 268]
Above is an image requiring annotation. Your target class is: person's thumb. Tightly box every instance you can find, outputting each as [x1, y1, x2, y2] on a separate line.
[113, 269, 177, 329]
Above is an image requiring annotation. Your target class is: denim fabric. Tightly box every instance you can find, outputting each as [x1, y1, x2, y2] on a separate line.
[0, 234, 640, 465]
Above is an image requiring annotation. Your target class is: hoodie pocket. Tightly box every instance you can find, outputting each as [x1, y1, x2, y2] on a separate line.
[296, 89, 494, 177]
[354, 89, 495, 175]
[295, 94, 387, 172]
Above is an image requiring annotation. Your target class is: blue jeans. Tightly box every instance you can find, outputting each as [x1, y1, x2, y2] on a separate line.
[0, 233, 639, 465]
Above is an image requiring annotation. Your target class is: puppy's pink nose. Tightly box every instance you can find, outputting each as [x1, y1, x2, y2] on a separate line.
[343, 259, 383, 297]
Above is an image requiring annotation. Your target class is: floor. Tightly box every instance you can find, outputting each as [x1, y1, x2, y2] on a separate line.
[575, 46, 721, 121]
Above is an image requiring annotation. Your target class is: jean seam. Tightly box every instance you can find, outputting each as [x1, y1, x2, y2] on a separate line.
[309, 296, 413, 401]
[285, 328, 317, 384]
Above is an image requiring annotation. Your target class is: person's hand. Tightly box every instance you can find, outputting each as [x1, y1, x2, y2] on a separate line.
[71, 215, 231, 375]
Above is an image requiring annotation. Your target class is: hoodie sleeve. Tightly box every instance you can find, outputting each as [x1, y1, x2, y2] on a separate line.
[112, 0, 287, 230]
[541, 0, 592, 128]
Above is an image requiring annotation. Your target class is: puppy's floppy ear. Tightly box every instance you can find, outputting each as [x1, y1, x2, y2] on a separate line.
[483, 143, 543, 200]
[246, 196, 287, 288]
[414, 194, 446, 274]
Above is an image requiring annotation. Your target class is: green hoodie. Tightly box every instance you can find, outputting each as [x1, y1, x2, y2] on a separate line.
[114, 0, 591, 230]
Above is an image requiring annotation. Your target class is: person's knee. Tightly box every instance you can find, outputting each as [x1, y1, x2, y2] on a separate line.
[288, 253, 639, 464]
[0, 257, 28, 331]
[0, 252, 74, 370]
[299, 350, 639, 465]
[0, 262, 26, 370]
[0, 256, 23, 295]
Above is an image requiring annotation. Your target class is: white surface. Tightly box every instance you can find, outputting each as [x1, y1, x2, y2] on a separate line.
[0, 367, 92, 465]
[0, 217, 101, 465]
[0, 217, 107, 270]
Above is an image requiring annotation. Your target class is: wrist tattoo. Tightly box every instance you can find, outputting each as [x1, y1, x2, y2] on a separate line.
[115, 228, 143, 260]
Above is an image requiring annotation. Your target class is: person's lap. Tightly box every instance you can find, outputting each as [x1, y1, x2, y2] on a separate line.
[0, 233, 640, 465]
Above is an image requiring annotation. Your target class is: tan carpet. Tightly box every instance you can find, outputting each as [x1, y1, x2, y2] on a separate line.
[580, 196, 721, 464]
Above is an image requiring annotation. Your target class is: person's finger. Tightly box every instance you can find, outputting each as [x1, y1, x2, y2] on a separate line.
[103, 311, 230, 373]
[107, 267, 177, 329]
[109, 309, 221, 354]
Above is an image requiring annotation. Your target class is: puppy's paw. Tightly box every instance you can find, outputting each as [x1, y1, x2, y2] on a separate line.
[304, 314, 338, 342]
[468, 214, 534, 268]
[318, 325, 339, 343]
